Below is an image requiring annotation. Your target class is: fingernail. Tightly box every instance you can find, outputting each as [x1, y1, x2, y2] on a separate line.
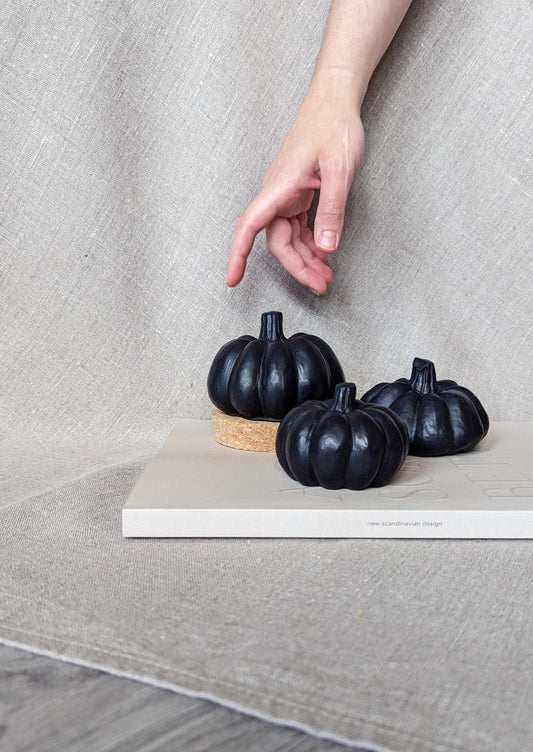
[318, 231, 337, 251]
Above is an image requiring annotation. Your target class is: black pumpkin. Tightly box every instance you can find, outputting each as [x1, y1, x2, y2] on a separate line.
[275, 382, 409, 490]
[361, 357, 490, 456]
[207, 311, 345, 420]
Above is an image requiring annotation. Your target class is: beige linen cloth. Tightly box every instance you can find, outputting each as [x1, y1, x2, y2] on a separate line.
[1, 1, 532, 751]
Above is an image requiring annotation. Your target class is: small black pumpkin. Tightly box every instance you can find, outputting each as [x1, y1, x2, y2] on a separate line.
[361, 357, 489, 456]
[207, 311, 345, 420]
[275, 382, 409, 490]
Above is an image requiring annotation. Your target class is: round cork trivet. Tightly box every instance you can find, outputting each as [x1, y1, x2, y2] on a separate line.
[211, 408, 279, 452]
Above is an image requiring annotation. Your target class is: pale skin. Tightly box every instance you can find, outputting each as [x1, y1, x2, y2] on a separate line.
[226, 0, 413, 295]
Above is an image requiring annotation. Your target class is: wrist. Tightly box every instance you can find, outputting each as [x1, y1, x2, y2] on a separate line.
[308, 65, 368, 114]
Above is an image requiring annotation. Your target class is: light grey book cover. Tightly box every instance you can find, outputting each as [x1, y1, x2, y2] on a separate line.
[123, 421, 533, 539]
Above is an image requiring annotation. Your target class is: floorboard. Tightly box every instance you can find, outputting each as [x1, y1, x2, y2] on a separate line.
[0, 644, 362, 752]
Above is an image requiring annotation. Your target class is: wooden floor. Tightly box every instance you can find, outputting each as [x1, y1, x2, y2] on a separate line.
[0, 643, 359, 752]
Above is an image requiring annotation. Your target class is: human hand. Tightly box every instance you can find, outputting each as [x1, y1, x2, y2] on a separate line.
[226, 73, 365, 295]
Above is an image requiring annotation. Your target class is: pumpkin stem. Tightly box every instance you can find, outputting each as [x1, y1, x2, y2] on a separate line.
[331, 382, 357, 413]
[259, 311, 286, 342]
[409, 358, 437, 394]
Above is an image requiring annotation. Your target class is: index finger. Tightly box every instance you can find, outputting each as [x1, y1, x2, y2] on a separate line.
[225, 189, 283, 287]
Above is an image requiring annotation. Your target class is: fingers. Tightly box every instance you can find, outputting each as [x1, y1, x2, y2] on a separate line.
[291, 215, 333, 287]
[226, 181, 317, 287]
[313, 160, 353, 253]
[266, 214, 333, 295]
[228, 194, 334, 295]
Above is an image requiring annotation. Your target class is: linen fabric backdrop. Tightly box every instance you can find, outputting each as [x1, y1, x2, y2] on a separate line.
[1, 1, 532, 751]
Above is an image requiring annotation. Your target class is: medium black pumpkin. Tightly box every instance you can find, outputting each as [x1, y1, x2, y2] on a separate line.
[361, 357, 490, 456]
[207, 311, 345, 420]
[275, 382, 409, 490]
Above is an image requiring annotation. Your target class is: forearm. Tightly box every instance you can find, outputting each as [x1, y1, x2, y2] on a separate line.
[311, 0, 412, 109]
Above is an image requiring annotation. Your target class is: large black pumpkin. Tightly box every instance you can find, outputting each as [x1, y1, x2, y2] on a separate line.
[361, 357, 489, 456]
[275, 382, 409, 490]
[207, 311, 345, 420]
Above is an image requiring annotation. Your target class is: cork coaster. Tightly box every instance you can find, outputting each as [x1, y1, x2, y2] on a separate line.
[211, 408, 279, 452]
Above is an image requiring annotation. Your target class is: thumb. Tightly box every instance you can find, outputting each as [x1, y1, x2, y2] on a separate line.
[314, 163, 350, 253]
